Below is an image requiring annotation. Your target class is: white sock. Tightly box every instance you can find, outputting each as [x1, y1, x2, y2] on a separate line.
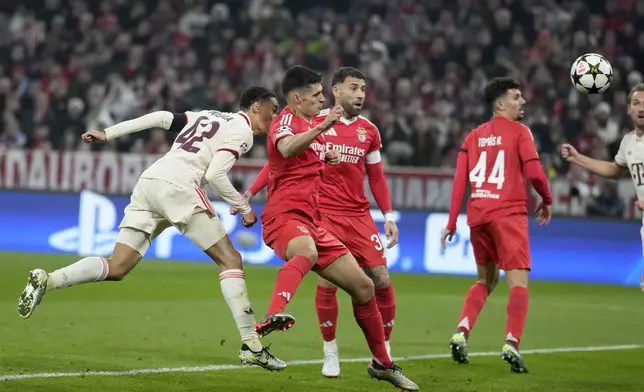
[47, 257, 109, 292]
[219, 269, 262, 352]
[385, 340, 391, 358]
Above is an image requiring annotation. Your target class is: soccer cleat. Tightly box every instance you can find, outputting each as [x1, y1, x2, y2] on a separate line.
[18, 269, 49, 319]
[321, 340, 340, 378]
[449, 331, 469, 364]
[367, 361, 419, 391]
[501, 343, 529, 373]
[255, 313, 295, 337]
[238, 344, 287, 371]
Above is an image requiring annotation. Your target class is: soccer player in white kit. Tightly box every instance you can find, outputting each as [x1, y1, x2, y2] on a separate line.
[561, 83, 644, 290]
[17, 86, 288, 370]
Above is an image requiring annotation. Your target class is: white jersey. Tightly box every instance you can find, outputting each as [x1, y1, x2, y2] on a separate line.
[141, 110, 254, 188]
[615, 130, 644, 223]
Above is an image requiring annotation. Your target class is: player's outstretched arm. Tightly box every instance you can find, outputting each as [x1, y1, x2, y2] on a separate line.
[276, 105, 342, 158]
[560, 143, 628, 179]
[93, 111, 186, 142]
[205, 151, 252, 215]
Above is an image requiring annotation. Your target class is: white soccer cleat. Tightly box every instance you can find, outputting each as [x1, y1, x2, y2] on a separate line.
[321, 340, 340, 378]
[18, 269, 49, 319]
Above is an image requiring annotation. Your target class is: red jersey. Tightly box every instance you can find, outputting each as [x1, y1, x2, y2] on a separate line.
[460, 117, 539, 226]
[261, 107, 327, 223]
[313, 112, 383, 216]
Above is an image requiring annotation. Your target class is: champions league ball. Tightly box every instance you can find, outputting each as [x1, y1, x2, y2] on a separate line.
[570, 53, 613, 94]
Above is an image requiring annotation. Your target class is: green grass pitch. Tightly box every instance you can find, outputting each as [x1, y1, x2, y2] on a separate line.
[1, 252, 643, 391]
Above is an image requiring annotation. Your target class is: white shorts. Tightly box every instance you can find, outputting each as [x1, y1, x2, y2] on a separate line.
[117, 178, 227, 255]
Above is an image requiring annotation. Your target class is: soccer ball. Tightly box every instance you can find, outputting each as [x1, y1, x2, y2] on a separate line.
[570, 53, 613, 94]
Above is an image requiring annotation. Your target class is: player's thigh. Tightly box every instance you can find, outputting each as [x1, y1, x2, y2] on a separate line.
[111, 228, 152, 279]
[324, 215, 387, 270]
[314, 230, 374, 303]
[491, 214, 531, 274]
[180, 211, 243, 270]
[316, 253, 374, 303]
[263, 215, 318, 263]
[470, 223, 498, 265]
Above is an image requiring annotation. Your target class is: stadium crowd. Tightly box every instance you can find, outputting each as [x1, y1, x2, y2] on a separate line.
[0, 0, 642, 181]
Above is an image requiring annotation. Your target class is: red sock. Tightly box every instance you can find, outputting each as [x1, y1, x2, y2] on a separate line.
[374, 285, 396, 341]
[266, 255, 313, 316]
[506, 286, 529, 348]
[352, 297, 392, 368]
[456, 282, 490, 337]
[315, 285, 338, 341]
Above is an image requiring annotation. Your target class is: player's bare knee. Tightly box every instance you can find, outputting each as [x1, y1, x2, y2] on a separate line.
[365, 266, 390, 289]
[317, 276, 336, 288]
[104, 257, 129, 281]
[219, 248, 243, 271]
[505, 268, 529, 288]
[352, 276, 375, 304]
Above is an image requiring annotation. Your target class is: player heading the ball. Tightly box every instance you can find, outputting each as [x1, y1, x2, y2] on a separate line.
[17, 86, 288, 372]
[441, 77, 553, 374]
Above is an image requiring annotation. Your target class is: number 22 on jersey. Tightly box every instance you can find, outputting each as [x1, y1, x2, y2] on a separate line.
[469, 151, 505, 189]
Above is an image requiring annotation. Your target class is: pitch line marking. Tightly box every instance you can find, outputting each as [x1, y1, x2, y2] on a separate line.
[1, 344, 642, 381]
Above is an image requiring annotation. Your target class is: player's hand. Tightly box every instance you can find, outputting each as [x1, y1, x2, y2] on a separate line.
[81, 129, 107, 143]
[384, 221, 399, 248]
[325, 150, 341, 165]
[535, 201, 552, 225]
[440, 228, 456, 250]
[320, 105, 343, 130]
[231, 192, 253, 215]
[241, 210, 257, 228]
[560, 143, 579, 163]
[635, 199, 644, 212]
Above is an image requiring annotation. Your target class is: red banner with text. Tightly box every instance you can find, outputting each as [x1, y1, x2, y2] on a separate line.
[0, 149, 639, 218]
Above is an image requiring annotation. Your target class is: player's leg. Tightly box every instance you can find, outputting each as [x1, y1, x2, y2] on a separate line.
[495, 214, 531, 373]
[315, 237, 418, 391]
[315, 276, 340, 377]
[256, 217, 318, 337]
[18, 210, 159, 319]
[180, 211, 286, 371]
[450, 223, 499, 364]
[363, 266, 394, 355]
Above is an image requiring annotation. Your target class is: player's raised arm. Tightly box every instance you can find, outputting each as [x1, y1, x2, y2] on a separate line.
[560, 142, 628, 179]
[276, 105, 342, 158]
[82, 111, 187, 143]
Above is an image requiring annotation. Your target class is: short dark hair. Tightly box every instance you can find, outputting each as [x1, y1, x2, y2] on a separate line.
[238, 86, 277, 111]
[332, 67, 367, 86]
[483, 77, 521, 108]
[281, 65, 322, 96]
[628, 83, 644, 104]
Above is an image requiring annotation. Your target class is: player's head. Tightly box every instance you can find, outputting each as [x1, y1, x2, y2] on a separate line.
[282, 65, 324, 118]
[331, 67, 367, 118]
[628, 83, 644, 130]
[484, 77, 525, 121]
[239, 86, 279, 136]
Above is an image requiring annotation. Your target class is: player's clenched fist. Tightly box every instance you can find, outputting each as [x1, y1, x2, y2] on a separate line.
[241, 210, 257, 228]
[81, 129, 107, 143]
[560, 143, 578, 162]
[320, 105, 343, 130]
[325, 150, 341, 165]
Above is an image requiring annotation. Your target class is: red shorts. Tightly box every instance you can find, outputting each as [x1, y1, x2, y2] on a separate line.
[262, 213, 348, 271]
[320, 213, 387, 268]
[469, 213, 531, 271]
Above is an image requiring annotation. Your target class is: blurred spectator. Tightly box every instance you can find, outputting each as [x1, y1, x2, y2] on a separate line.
[0, 0, 641, 175]
[586, 180, 625, 218]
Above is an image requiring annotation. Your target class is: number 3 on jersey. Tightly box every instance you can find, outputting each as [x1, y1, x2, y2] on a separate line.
[469, 151, 505, 189]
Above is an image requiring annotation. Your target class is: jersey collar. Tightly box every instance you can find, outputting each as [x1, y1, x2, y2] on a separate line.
[339, 116, 358, 125]
[238, 111, 252, 128]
